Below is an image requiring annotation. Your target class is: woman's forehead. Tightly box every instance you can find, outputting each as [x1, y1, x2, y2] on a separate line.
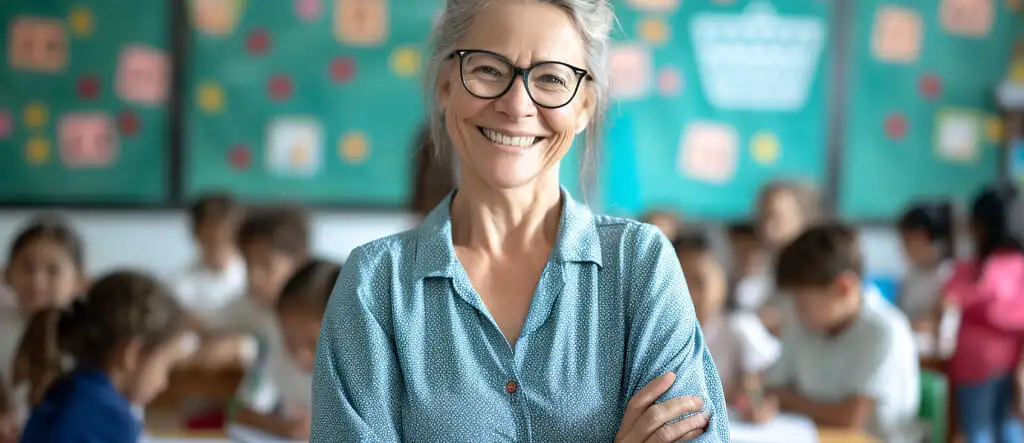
[459, 2, 587, 67]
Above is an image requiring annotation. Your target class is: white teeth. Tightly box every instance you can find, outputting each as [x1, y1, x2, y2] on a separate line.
[481, 128, 538, 148]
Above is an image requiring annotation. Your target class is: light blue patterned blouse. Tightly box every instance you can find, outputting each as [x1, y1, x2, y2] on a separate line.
[312, 190, 729, 442]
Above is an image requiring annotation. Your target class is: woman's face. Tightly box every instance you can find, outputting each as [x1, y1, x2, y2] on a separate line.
[436, 1, 592, 190]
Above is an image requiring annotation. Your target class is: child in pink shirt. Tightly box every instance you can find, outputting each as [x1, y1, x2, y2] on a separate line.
[944, 183, 1024, 443]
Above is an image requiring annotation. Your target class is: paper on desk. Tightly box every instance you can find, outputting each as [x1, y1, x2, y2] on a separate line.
[730, 412, 819, 443]
[227, 424, 307, 443]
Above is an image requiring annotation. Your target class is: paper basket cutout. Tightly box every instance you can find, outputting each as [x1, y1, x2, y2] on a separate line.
[689, 2, 826, 111]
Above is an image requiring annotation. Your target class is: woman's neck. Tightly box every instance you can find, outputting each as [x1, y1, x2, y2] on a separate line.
[450, 173, 562, 254]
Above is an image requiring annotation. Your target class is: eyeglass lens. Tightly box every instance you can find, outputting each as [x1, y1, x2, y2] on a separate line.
[461, 52, 579, 108]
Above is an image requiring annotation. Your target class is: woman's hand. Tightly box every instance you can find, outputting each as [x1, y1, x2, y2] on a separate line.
[0, 412, 18, 443]
[616, 372, 709, 443]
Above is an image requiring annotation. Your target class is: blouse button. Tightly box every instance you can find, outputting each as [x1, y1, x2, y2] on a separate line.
[505, 380, 518, 394]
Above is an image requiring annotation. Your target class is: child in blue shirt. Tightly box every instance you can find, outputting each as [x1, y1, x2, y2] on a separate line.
[15, 270, 188, 443]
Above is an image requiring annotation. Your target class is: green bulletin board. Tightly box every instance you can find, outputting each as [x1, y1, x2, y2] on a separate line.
[600, 0, 832, 219]
[0, 0, 172, 205]
[839, 0, 1021, 219]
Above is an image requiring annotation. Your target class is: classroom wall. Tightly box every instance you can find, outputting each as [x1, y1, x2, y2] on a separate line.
[0, 211, 906, 280]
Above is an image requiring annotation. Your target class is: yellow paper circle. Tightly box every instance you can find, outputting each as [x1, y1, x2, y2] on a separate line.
[751, 131, 781, 165]
[639, 18, 669, 44]
[390, 47, 421, 77]
[986, 116, 1004, 142]
[23, 103, 48, 128]
[68, 6, 95, 37]
[197, 82, 224, 113]
[25, 136, 50, 165]
[1012, 62, 1024, 83]
[338, 132, 370, 164]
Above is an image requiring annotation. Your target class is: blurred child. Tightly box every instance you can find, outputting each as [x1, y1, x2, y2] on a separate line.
[0, 217, 87, 435]
[234, 259, 340, 440]
[897, 201, 956, 333]
[674, 232, 779, 420]
[15, 270, 187, 443]
[173, 193, 246, 323]
[641, 210, 682, 242]
[763, 223, 919, 441]
[193, 206, 311, 366]
[943, 184, 1024, 443]
[727, 222, 764, 280]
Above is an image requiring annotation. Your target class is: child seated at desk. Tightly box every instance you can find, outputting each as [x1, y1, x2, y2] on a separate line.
[763, 223, 920, 442]
[674, 232, 780, 420]
[15, 271, 188, 443]
[234, 259, 341, 440]
[896, 201, 955, 348]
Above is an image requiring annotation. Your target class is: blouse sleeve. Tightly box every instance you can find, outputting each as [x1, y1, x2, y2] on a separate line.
[945, 255, 1024, 332]
[311, 246, 403, 441]
[622, 225, 730, 441]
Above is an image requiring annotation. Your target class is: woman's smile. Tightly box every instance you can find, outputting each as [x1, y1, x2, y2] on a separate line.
[478, 126, 546, 153]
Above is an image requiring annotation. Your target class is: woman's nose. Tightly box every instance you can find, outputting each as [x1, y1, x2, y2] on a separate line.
[493, 76, 537, 119]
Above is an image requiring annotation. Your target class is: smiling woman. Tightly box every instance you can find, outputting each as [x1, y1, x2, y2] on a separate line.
[311, 1, 729, 441]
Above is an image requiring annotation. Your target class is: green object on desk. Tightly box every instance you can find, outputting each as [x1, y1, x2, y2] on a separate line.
[918, 369, 948, 443]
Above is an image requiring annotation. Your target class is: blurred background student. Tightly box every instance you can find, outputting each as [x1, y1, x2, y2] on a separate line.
[896, 200, 957, 356]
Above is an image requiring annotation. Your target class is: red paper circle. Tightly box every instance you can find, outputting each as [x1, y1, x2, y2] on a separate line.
[229, 145, 251, 170]
[919, 74, 942, 98]
[885, 114, 908, 140]
[246, 29, 271, 55]
[118, 111, 140, 136]
[77, 75, 100, 100]
[330, 57, 356, 83]
[268, 75, 293, 100]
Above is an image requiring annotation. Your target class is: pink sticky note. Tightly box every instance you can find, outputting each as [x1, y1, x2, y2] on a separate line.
[940, 0, 994, 37]
[295, 0, 322, 20]
[334, 0, 388, 45]
[678, 122, 738, 184]
[657, 67, 682, 96]
[608, 45, 651, 100]
[871, 6, 922, 63]
[8, 17, 68, 73]
[116, 45, 169, 105]
[191, 0, 243, 36]
[58, 112, 119, 168]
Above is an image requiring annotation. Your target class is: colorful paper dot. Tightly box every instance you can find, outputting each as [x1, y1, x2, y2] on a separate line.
[77, 75, 100, 100]
[268, 74, 293, 100]
[338, 131, 369, 164]
[330, 57, 356, 83]
[295, 0, 322, 20]
[750, 131, 781, 165]
[68, 6, 95, 37]
[118, 111, 140, 136]
[657, 67, 682, 96]
[197, 82, 224, 113]
[229, 144, 251, 170]
[638, 18, 669, 44]
[0, 110, 11, 139]
[25, 136, 51, 165]
[986, 116, 1004, 142]
[389, 47, 421, 77]
[246, 28, 270, 55]
[919, 74, 942, 98]
[23, 102, 48, 128]
[885, 113, 908, 140]
[1009, 0, 1021, 10]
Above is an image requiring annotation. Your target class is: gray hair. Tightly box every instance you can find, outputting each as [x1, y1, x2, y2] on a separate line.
[424, 0, 615, 191]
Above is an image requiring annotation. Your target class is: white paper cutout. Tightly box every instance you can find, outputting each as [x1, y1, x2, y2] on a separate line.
[626, 0, 680, 13]
[116, 45, 169, 106]
[608, 44, 652, 100]
[678, 122, 739, 183]
[689, 2, 826, 111]
[334, 0, 388, 46]
[871, 6, 923, 63]
[266, 118, 323, 177]
[190, 0, 243, 36]
[940, 0, 994, 38]
[57, 112, 118, 168]
[7, 17, 68, 73]
[935, 110, 980, 162]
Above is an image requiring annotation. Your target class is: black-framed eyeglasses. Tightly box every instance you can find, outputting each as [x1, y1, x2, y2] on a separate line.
[450, 49, 590, 109]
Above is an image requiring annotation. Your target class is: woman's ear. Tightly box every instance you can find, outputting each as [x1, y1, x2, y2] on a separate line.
[575, 89, 594, 135]
[436, 62, 454, 111]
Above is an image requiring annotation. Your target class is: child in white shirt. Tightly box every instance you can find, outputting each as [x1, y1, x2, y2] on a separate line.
[234, 258, 341, 440]
[0, 217, 88, 438]
[173, 193, 247, 323]
[675, 232, 780, 416]
[896, 201, 956, 354]
[763, 223, 920, 442]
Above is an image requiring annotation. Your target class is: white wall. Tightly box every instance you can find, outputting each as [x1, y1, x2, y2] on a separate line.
[0, 210, 907, 280]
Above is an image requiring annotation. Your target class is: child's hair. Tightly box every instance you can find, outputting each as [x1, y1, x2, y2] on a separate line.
[775, 223, 863, 288]
[237, 205, 311, 258]
[7, 215, 84, 270]
[756, 180, 820, 222]
[726, 222, 757, 240]
[277, 258, 342, 313]
[969, 183, 1024, 262]
[672, 230, 711, 255]
[188, 192, 244, 231]
[898, 200, 956, 260]
[13, 270, 185, 404]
